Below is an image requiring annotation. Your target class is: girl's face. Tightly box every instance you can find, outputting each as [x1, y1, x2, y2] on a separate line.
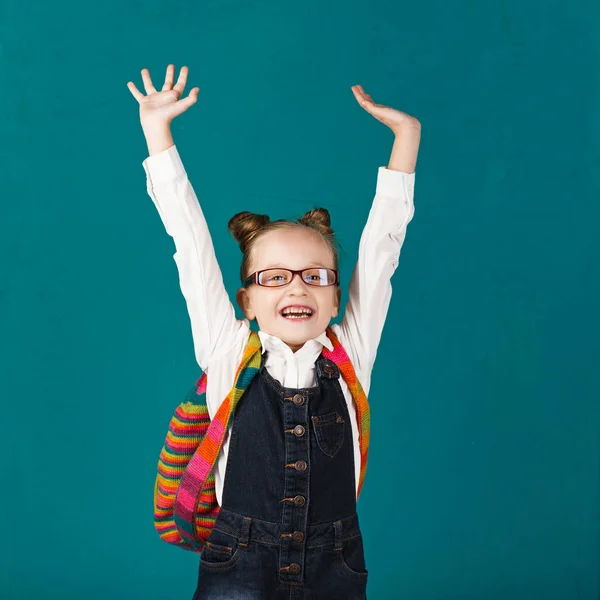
[236, 227, 341, 353]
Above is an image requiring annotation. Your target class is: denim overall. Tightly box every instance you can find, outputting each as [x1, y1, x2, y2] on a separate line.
[192, 350, 369, 599]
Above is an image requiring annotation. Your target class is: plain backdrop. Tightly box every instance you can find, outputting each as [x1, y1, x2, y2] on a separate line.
[1, 0, 599, 598]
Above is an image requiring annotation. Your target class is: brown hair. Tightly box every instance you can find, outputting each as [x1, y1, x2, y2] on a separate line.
[228, 208, 341, 283]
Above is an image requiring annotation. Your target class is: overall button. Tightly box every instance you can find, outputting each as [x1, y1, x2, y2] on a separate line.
[289, 563, 301, 574]
[294, 460, 307, 472]
[293, 495, 306, 507]
[292, 531, 305, 542]
[292, 394, 305, 406]
[293, 425, 305, 437]
[324, 365, 334, 375]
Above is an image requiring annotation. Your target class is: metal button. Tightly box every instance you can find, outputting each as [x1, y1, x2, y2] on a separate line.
[294, 460, 307, 472]
[323, 365, 334, 375]
[293, 425, 305, 437]
[292, 394, 305, 406]
[289, 563, 301, 574]
[293, 495, 306, 507]
[292, 531, 305, 543]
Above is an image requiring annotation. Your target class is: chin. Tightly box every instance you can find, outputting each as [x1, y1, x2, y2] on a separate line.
[259, 315, 330, 345]
[281, 323, 327, 344]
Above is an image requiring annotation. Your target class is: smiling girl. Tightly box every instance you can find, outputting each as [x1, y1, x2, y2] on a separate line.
[128, 65, 421, 600]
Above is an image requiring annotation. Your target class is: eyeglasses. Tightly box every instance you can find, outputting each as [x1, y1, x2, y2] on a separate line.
[243, 267, 339, 288]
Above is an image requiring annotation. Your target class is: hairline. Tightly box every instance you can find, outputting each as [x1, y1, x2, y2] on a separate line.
[241, 220, 339, 282]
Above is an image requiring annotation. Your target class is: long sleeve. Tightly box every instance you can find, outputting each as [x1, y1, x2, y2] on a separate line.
[337, 166, 416, 379]
[143, 145, 248, 370]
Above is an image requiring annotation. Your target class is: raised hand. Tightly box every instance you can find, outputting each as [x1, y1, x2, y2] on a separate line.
[127, 65, 199, 129]
[351, 85, 420, 135]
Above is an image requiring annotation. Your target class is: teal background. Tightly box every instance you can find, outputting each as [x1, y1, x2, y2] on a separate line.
[1, 0, 598, 598]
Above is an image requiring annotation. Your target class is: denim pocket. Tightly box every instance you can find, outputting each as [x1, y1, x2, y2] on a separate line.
[200, 527, 245, 570]
[337, 533, 368, 579]
[312, 411, 345, 458]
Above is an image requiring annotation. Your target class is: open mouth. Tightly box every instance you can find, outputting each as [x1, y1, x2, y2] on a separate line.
[279, 306, 315, 320]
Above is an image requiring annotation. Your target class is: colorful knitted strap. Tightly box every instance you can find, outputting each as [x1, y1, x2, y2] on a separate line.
[173, 331, 262, 547]
[322, 328, 371, 498]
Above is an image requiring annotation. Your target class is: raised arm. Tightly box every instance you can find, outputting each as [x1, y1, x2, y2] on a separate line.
[337, 87, 422, 382]
[128, 66, 246, 370]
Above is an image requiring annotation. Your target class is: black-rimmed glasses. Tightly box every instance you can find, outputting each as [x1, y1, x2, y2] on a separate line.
[242, 267, 339, 288]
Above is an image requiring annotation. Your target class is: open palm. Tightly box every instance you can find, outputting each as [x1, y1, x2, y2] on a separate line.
[127, 65, 199, 125]
[351, 85, 420, 134]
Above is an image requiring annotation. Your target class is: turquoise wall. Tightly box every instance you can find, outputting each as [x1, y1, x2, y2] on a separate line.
[2, 0, 598, 598]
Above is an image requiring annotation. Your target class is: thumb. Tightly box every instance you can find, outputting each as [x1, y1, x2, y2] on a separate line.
[173, 88, 199, 115]
[362, 101, 386, 118]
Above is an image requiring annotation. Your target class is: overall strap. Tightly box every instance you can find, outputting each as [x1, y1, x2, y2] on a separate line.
[174, 330, 262, 546]
[322, 327, 371, 498]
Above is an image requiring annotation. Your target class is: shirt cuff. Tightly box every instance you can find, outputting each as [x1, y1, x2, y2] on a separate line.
[376, 166, 415, 198]
[142, 144, 187, 185]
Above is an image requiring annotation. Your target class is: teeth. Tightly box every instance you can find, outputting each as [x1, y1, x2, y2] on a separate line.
[282, 307, 313, 316]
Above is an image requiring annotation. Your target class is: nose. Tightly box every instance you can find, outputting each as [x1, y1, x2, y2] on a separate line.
[287, 272, 308, 292]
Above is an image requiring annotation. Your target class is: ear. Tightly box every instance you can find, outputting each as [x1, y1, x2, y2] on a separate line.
[331, 287, 341, 318]
[236, 287, 256, 321]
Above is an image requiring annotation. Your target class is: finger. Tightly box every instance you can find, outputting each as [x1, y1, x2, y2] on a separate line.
[358, 93, 372, 108]
[162, 64, 175, 91]
[127, 81, 145, 102]
[175, 87, 199, 112]
[141, 69, 157, 95]
[362, 101, 384, 118]
[356, 89, 374, 108]
[351, 85, 367, 104]
[358, 86, 374, 103]
[357, 85, 376, 104]
[361, 93, 382, 110]
[173, 66, 189, 95]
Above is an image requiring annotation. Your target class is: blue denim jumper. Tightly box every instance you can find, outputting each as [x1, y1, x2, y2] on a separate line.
[192, 350, 369, 599]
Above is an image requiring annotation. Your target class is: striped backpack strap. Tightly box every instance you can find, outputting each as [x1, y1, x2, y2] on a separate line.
[322, 326, 371, 498]
[173, 330, 262, 549]
[153, 373, 212, 552]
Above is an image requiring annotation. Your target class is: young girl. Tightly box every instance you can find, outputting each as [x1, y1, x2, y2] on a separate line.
[128, 65, 421, 600]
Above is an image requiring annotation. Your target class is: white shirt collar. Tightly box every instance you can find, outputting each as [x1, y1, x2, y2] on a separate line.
[257, 329, 334, 355]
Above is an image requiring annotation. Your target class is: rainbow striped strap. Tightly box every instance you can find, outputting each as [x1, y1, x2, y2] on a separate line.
[322, 328, 370, 497]
[173, 331, 262, 547]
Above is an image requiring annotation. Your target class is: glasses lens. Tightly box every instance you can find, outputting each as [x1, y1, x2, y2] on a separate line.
[258, 269, 293, 286]
[302, 268, 336, 286]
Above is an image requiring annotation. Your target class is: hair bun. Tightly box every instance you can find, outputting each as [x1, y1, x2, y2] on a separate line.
[297, 207, 333, 237]
[228, 211, 271, 254]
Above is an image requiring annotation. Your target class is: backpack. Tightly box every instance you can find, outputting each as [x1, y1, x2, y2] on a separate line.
[153, 327, 370, 552]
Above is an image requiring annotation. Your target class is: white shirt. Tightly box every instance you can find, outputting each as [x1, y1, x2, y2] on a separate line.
[143, 145, 416, 505]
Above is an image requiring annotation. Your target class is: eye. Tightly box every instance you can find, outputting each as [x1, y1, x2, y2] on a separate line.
[263, 274, 289, 286]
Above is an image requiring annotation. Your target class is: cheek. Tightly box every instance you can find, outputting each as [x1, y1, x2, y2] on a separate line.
[255, 292, 279, 314]
[317, 292, 337, 313]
